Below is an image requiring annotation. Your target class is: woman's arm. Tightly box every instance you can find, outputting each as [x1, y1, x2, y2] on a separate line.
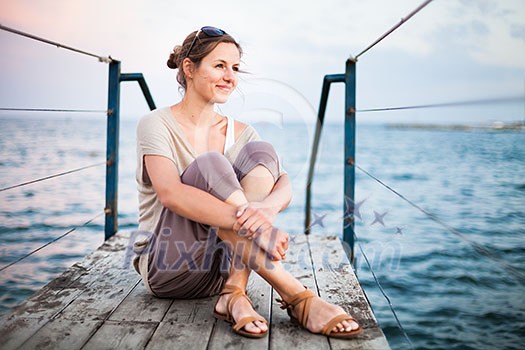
[145, 155, 239, 229]
[234, 173, 292, 239]
[261, 173, 292, 216]
[146, 154, 287, 260]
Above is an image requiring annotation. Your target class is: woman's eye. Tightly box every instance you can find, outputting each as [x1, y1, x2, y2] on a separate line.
[216, 64, 224, 69]
[233, 66, 239, 72]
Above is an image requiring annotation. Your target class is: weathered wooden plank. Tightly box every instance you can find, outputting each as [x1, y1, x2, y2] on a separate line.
[145, 321, 212, 350]
[55, 236, 140, 321]
[145, 296, 215, 349]
[17, 319, 102, 350]
[0, 317, 48, 350]
[75, 263, 140, 290]
[109, 283, 173, 322]
[308, 235, 391, 350]
[207, 272, 271, 350]
[57, 285, 135, 321]
[4, 287, 83, 320]
[44, 262, 90, 289]
[162, 296, 216, 323]
[80, 231, 132, 271]
[0, 232, 133, 349]
[270, 233, 330, 350]
[82, 320, 158, 350]
[0, 229, 390, 350]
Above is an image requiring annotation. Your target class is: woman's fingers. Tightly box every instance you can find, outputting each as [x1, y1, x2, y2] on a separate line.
[252, 228, 289, 261]
[233, 205, 252, 232]
[235, 206, 273, 238]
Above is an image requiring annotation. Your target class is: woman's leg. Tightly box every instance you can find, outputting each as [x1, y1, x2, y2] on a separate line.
[213, 164, 274, 335]
[214, 141, 284, 334]
[218, 142, 360, 334]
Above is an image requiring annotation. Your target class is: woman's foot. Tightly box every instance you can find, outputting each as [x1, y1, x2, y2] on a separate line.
[277, 287, 362, 337]
[214, 290, 268, 335]
[298, 296, 360, 334]
[252, 227, 289, 261]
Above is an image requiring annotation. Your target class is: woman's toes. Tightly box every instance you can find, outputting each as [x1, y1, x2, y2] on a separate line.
[255, 320, 268, 332]
[342, 319, 360, 332]
[332, 322, 343, 333]
[244, 322, 261, 334]
[341, 320, 351, 331]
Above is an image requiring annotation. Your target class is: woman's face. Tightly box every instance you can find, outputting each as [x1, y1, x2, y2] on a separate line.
[189, 42, 240, 104]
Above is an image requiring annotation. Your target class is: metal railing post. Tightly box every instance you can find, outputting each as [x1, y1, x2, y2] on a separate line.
[343, 58, 357, 260]
[105, 60, 121, 240]
[305, 74, 345, 232]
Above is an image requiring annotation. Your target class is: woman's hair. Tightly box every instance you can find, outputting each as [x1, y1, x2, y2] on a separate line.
[167, 29, 242, 90]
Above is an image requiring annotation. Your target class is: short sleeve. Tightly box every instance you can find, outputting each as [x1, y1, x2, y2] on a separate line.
[136, 114, 177, 184]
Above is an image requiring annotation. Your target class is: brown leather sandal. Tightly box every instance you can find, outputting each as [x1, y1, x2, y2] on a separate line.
[213, 284, 268, 338]
[276, 287, 363, 339]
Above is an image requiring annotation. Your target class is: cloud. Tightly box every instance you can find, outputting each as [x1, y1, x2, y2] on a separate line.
[510, 24, 525, 41]
[1, 0, 524, 124]
[436, 0, 525, 68]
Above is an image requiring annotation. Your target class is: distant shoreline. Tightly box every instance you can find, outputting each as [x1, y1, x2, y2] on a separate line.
[386, 121, 525, 131]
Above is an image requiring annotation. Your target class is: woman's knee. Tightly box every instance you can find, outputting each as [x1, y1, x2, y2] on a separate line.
[234, 141, 280, 182]
[181, 152, 242, 201]
[241, 141, 278, 159]
[182, 152, 231, 183]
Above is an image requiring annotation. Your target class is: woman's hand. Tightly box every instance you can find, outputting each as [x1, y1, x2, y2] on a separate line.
[233, 202, 276, 238]
[233, 203, 288, 260]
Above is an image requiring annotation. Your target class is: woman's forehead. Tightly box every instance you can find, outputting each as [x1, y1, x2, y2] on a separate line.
[205, 42, 241, 63]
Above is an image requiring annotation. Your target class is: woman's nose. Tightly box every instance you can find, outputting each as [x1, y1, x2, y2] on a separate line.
[223, 67, 236, 82]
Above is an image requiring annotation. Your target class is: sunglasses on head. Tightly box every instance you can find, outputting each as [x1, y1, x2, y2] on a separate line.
[185, 26, 226, 59]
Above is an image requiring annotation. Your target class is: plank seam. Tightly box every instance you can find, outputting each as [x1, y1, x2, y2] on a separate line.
[78, 278, 141, 349]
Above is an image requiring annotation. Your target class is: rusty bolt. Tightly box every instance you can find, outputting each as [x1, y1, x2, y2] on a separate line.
[346, 107, 356, 114]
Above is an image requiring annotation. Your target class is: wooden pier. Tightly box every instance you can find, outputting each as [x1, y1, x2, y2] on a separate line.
[0, 232, 390, 349]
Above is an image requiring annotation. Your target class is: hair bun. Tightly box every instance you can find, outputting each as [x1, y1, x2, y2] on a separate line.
[167, 45, 182, 69]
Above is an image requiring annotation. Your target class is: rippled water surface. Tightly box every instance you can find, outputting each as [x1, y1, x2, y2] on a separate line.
[0, 115, 524, 349]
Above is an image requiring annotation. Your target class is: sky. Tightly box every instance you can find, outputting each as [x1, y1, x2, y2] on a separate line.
[1, 0, 524, 125]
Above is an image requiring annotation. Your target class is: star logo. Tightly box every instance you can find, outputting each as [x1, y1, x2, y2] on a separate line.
[370, 211, 388, 226]
[310, 212, 327, 228]
[343, 196, 367, 221]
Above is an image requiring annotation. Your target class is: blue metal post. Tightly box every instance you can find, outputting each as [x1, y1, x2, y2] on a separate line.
[305, 74, 345, 232]
[105, 60, 121, 240]
[343, 58, 357, 260]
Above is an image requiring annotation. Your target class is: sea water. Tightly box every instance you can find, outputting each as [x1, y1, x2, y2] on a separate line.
[0, 114, 523, 349]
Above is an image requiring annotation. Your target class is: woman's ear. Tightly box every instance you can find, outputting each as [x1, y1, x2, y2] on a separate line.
[182, 58, 194, 79]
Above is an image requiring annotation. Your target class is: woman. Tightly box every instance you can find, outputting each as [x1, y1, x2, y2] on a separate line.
[135, 26, 362, 339]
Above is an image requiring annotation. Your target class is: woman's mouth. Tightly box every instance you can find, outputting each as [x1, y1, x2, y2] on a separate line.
[216, 85, 232, 93]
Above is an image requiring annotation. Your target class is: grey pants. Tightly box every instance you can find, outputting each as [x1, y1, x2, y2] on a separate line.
[144, 141, 280, 298]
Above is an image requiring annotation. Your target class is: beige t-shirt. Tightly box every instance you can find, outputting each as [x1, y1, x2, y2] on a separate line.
[136, 106, 273, 232]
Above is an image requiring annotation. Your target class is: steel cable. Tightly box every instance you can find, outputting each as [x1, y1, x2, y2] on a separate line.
[355, 235, 415, 349]
[0, 211, 104, 272]
[353, 162, 525, 283]
[357, 96, 523, 113]
[355, 0, 434, 60]
[0, 107, 106, 113]
[0, 24, 112, 63]
[0, 162, 106, 192]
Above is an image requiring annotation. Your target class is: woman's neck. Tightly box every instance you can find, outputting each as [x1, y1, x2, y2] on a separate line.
[174, 91, 218, 127]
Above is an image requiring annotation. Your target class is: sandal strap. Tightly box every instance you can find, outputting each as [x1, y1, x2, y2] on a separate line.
[219, 284, 245, 296]
[276, 287, 316, 327]
[321, 314, 360, 336]
[232, 315, 267, 332]
[220, 284, 254, 323]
